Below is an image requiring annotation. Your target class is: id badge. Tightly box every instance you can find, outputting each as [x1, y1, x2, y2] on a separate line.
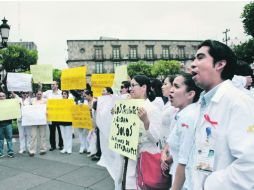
[196, 126, 215, 173]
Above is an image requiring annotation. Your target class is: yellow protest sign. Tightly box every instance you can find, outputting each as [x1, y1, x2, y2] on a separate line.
[0, 99, 21, 121]
[61, 66, 86, 90]
[47, 99, 74, 122]
[91, 73, 114, 97]
[109, 99, 145, 160]
[72, 104, 93, 129]
[112, 65, 128, 93]
[30, 64, 53, 84]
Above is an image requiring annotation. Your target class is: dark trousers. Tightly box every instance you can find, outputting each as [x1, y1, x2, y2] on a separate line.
[95, 127, 101, 157]
[49, 122, 63, 149]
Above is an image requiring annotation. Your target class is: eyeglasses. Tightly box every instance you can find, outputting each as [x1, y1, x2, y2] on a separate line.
[130, 83, 140, 88]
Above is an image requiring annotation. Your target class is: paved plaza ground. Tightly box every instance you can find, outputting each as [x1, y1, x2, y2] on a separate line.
[0, 129, 114, 190]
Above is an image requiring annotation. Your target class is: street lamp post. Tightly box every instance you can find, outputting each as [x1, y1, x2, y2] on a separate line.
[0, 17, 10, 49]
[0, 17, 10, 93]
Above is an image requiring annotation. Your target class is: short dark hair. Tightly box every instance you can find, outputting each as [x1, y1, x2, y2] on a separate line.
[133, 75, 155, 101]
[150, 78, 163, 97]
[84, 89, 93, 97]
[62, 90, 69, 97]
[198, 40, 237, 80]
[105, 87, 113, 95]
[163, 75, 175, 85]
[179, 72, 202, 103]
[121, 81, 130, 93]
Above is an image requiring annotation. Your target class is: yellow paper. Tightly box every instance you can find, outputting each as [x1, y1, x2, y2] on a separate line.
[0, 99, 21, 121]
[109, 99, 145, 160]
[72, 104, 93, 129]
[112, 65, 128, 93]
[47, 99, 74, 122]
[91, 73, 114, 97]
[247, 125, 254, 133]
[61, 66, 86, 90]
[30, 64, 53, 84]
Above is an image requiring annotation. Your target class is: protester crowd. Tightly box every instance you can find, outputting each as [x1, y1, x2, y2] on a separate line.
[0, 40, 254, 190]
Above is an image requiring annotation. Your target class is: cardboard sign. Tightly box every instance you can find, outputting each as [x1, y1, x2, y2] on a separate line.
[109, 99, 144, 160]
[30, 64, 53, 84]
[91, 74, 114, 97]
[47, 99, 74, 122]
[22, 104, 47, 126]
[61, 66, 86, 90]
[7, 73, 32, 92]
[72, 104, 93, 129]
[0, 99, 21, 121]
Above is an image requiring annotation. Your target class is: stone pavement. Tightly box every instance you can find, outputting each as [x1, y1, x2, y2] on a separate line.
[0, 129, 114, 190]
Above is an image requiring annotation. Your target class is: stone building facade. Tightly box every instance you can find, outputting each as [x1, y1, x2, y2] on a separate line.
[66, 38, 202, 76]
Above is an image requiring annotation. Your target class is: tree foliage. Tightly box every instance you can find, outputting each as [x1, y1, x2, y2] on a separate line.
[127, 61, 153, 78]
[151, 60, 181, 79]
[0, 45, 38, 72]
[233, 38, 254, 64]
[53, 68, 62, 82]
[241, 2, 254, 38]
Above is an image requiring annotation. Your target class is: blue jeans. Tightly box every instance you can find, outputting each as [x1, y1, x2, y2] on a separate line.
[0, 124, 13, 154]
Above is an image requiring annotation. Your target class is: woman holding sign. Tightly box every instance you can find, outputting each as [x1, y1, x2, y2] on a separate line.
[124, 75, 162, 190]
[29, 90, 47, 157]
[59, 91, 73, 154]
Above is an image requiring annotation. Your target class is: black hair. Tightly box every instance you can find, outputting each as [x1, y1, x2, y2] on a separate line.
[133, 75, 156, 101]
[150, 78, 163, 97]
[86, 83, 91, 91]
[84, 89, 93, 97]
[236, 60, 253, 76]
[105, 87, 113, 95]
[121, 81, 131, 93]
[178, 72, 202, 103]
[198, 40, 237, 80]
[62, 90, 69, 98]
[163, 75, 175, 85]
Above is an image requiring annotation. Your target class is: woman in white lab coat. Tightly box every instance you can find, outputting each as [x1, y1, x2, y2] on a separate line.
[161, 73, 201, 190]
[124, 75, 162, 190]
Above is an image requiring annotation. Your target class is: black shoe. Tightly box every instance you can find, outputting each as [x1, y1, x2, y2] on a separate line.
[39, 151, 46, 155]
[49, 148, 56, 151]
[91, 155, 100, 161]
[8, 152, 14, 158]
[29, 153, 35, 157]
[58, 147, 63, 150]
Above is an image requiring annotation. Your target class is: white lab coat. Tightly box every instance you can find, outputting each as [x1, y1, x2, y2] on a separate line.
[192, 80, 254, 190]
[126, 99, 162, 189]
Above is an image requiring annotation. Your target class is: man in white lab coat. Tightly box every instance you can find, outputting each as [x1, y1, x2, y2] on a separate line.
[189, 40, 254, 190]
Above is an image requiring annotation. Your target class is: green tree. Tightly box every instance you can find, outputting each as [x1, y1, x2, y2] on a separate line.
[241, 2, 254, 38]
[233, 39, 254, 64]
[53, 68, 62, 81]
[151, 60, 181, 79]
[127, 61, 153, 78]
[0, 45, 38, 72]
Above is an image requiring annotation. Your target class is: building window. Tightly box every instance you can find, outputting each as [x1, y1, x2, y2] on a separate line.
[162, 46, 170, 59]
[95, 62, 103, 73]
[178, 46, 185, 58]
[112, 46, 121, 59]
[129, 46, 138, 59]
[94, 46, 103, 60]
[146, 46, 154, 59]
[113, 62, 121, 72]
[80, 48, 85, 53]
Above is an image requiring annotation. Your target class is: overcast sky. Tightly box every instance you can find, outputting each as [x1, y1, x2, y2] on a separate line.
[0, 1, 251, 69]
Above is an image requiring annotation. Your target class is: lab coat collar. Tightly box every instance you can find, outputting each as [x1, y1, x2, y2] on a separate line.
[211, 80, 232, 103]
